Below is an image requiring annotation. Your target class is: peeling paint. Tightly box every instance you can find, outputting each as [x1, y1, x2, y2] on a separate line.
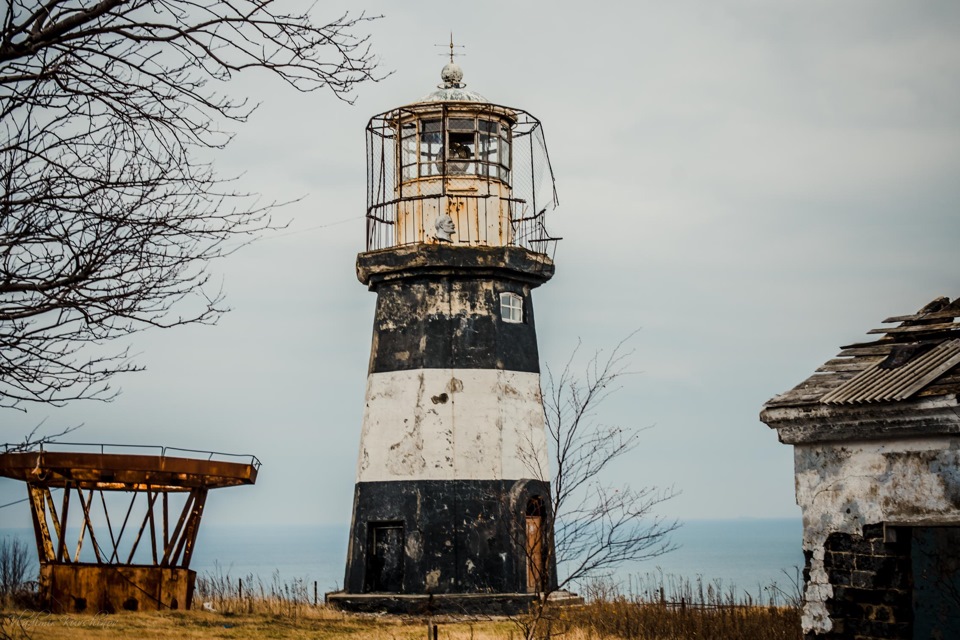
[425, 569, 440, 590]
[356, 369, 548, 483]
[794, 438, 960, 634]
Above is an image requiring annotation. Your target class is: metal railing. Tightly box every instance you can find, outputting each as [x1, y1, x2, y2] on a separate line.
[365, 101, 560, 255]
[1, 440, 261, 469]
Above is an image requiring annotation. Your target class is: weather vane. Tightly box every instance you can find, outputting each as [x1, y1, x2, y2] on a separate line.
[435, 32, 465, 63]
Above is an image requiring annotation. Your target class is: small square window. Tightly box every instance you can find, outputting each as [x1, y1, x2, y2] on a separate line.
[500, 292, 523, 323]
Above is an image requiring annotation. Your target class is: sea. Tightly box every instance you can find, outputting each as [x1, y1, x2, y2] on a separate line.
[0, 518, 803, 600]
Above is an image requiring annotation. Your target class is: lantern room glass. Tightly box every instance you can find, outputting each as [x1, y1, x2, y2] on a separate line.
[402, 116, 511, 183]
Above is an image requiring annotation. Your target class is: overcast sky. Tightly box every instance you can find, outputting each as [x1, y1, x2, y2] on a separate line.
[3, 0, 959, 529]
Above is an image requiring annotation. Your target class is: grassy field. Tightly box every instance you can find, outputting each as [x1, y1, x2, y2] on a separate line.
[3, 607, 521, 640]
[2, 602, 802, 640]
[1, 569, 803, 639]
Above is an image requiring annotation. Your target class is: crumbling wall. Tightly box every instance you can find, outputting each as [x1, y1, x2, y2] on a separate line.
[794, 437, 960, 635]
[813, 524, 912, 639]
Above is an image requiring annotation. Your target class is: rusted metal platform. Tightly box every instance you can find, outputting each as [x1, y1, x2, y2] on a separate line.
[0, 448, 258, 490]
[0, 443, 259, 613]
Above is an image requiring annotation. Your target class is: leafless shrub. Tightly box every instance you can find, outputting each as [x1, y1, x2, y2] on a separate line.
[0, 537, 32, 607]
[515, 335, 680, 639]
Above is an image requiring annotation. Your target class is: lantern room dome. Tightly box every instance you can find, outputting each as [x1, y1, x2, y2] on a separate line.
[417, 62, 488, 104]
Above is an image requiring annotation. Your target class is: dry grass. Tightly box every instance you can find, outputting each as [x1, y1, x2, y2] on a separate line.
[2, 608, 519, 640]
[556, 600, 801, 640]
[1, 603, 803, 640]
[2, 601, 802, 640]
[0, 570, 803, 640]
[2, 601, 803, 640]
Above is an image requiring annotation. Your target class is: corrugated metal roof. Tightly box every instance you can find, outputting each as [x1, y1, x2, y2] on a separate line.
[821, 339, 960, 404]
[763, 295, 960, 409]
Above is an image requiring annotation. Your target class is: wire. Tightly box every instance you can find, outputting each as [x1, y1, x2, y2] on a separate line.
[267, 215, 363, 239]
[0, 487, 61, 510]
[0, 496, 29, 509]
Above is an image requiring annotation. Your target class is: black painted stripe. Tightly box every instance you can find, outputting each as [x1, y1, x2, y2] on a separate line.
[343, 479, 555, 595]
[369, 277, 541, 373]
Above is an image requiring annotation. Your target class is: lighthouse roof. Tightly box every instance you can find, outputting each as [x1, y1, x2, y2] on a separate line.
[416, 62, 489, 104]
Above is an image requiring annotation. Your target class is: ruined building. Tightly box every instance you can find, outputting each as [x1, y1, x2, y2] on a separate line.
[761, 296, 960, 639]
[327, 60, 561, 613]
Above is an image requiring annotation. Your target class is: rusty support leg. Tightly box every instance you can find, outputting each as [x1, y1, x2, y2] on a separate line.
[76, 488, 103, 563]
[99, 489, 118, 562]
[27, 484, 55, 562]
[56, 485, 70, 563]
[110, 491, 138, 564]
[127, 489, 158, 564]
[148, 488, 159, 565]
[176, 488, 207, 568]
[163, 492, 169, 551]
[42, 487, 60, 544]
[162, 490, 196, 566]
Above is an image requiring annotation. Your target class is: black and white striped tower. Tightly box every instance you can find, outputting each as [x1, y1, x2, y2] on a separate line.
[333, 60, 561, 614]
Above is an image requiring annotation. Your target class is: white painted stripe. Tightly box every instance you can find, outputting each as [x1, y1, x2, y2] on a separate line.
[356, 369, 550, 483]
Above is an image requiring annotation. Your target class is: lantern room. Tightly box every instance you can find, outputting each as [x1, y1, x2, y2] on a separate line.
[365, 62, 559, 253]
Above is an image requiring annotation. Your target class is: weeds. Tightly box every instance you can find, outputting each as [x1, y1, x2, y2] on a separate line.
[0, 538, 33, 611]
[194, 564, 319, 618]
[540, 572, 803, 640]
[0, 564, 803, 639]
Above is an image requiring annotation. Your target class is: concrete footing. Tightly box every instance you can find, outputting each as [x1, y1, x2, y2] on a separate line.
[325, 590, 583, 616]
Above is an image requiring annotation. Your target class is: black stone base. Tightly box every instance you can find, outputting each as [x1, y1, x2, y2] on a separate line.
[325, 590, 583, 616]
[344, 479, 556, 595]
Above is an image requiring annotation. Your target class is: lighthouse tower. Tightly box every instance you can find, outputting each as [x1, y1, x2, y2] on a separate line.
[333, 59, 561, 613]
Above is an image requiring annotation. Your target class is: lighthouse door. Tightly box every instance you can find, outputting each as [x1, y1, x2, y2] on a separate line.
[525, 497, 545, 593]
[365, 523, 404, 592]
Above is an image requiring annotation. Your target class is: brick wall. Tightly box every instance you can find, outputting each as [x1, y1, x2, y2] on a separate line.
[807, 524, 912, 640]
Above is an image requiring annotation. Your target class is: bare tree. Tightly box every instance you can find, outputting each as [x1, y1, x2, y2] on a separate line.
[0, 536, 32, 606]
[0, 0, 382, 409]
[517, 336, 679, 638]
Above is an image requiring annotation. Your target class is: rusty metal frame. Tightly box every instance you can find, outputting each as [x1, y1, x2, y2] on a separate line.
[1, 444, 258, 572]
[1, 443, 257, 613]
[365, 101, 560, 254]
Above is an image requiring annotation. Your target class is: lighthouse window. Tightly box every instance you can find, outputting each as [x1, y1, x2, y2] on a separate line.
[400, 122, 417, 181]
[446, 118, 476, 174]
[500, 292, 524, 323]
[410, 116, 512, 181]
[419, 119, 443, 177]
[478, 120, 499, 177]
[499, 125, 511, 182]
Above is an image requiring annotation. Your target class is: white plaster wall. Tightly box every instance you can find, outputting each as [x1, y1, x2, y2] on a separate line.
[794, 437, 960, 633]
[356, 368, 549, 483]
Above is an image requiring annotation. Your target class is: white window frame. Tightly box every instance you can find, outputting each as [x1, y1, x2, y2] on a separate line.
[500, 292, 524, 324]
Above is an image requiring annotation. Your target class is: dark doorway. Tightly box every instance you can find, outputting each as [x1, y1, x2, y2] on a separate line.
[912, 526, 960, 640]
[364, 522, 404, 593]
[525, 497, 545, 593]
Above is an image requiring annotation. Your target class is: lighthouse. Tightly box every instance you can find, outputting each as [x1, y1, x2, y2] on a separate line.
[331, 59, 561, 613]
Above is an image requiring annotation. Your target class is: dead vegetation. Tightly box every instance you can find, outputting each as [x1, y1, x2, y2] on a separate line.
[1, 568, 802, 639]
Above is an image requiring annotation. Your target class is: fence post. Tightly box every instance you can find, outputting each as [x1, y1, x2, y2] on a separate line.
[238, 578, 243, 600]
[314, 581, 318, 606]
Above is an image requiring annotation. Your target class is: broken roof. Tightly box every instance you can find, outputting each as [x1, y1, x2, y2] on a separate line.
[761, 296, 960, 444]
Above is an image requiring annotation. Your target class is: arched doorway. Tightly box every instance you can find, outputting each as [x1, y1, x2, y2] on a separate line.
[525, 496, 545, 593]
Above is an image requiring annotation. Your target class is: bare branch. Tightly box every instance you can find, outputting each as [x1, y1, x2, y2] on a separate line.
[0, 0, 384, 409]
[515, 334, 680, 639]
